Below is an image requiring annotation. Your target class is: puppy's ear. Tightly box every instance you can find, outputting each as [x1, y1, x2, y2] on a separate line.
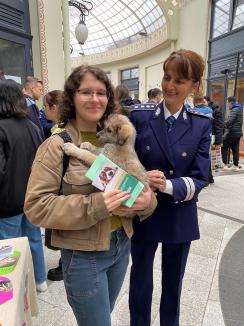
[116, 124, 133, 145]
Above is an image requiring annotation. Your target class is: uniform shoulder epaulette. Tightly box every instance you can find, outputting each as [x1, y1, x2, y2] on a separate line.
[186, 108, 213, 119]
[130, 103, 157, 112]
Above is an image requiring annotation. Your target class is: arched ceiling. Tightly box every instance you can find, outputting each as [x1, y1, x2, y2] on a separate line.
[69, 0, 166, 57]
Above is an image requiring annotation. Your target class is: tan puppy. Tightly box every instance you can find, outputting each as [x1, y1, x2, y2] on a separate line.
[63, 114, 148, 184]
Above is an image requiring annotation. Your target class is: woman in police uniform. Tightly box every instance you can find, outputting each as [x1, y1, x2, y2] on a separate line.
[129, 50, 212, 326]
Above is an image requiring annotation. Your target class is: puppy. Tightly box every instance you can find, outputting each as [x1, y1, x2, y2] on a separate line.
[63, 114, 148, 184]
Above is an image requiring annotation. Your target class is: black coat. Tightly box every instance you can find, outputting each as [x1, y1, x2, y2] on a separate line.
[225, 104, 243, 138]
[0, 117, 42, 218]
[211, 103, 224, 145]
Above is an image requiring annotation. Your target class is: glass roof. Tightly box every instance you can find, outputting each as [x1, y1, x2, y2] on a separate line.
[69, 0, 166, 57]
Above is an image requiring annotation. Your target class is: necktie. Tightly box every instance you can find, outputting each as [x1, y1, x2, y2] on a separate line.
[166, 115, 176, 132]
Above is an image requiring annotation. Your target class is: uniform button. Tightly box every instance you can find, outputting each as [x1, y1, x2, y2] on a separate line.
[181, 152, 187, 157]
[175, 201, 179, 204]
[146, 145, 150, 151]
[169, 170, 174, 175]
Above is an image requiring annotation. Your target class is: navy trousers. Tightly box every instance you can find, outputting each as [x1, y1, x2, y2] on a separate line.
[129, 240, 191, 326]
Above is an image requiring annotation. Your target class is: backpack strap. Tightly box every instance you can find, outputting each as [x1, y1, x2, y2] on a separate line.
[57, 131, 72, 177]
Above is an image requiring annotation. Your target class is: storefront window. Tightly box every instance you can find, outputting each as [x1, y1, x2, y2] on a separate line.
[0, 38, 26, 83]
[232, 0, 244, 30]
[212, 0, 231, 38]
[235, 76, 244, 105]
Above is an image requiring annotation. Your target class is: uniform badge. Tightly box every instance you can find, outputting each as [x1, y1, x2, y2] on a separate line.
[155, 107, 161, 116]
[183, 111, 187, 120]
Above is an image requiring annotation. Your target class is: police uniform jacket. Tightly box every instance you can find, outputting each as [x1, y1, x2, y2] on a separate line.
[129, 101, 212, 243]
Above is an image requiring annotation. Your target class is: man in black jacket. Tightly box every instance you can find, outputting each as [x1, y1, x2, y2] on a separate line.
[222, 96, 243, 171]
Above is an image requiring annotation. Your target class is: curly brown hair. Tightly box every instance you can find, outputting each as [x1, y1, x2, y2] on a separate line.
[59, 65, 118, 128]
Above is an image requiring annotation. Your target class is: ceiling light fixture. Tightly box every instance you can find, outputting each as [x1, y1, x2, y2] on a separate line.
[68, 0, 93, 45]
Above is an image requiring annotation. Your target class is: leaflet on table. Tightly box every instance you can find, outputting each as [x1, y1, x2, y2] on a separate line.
[0, 276, 13, 304]
[0, 245, 20, 275]
[0, 245, 13, 259]
[85, 154, 144, 208]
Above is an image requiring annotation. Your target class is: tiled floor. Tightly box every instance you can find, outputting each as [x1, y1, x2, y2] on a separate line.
[32, 168, 244, 326]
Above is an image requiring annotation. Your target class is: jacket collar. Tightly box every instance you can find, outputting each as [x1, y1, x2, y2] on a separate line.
[65, 119, 82, 146]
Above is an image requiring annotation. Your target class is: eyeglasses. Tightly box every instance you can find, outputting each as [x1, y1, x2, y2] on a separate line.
[76, 89, 109, 100]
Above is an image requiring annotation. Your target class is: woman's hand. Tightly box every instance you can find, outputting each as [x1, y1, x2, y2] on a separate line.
[113, 184, 153, 214]
[147, 170, 166, 192]
[102, 190, 130, 213]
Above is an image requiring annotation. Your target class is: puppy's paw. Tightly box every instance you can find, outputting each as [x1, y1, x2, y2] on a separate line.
[80, 142, 93, 151]
[63, 143, 80, 157]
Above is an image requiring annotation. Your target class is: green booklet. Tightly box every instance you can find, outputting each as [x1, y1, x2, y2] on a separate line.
[85, 154, 144, 207]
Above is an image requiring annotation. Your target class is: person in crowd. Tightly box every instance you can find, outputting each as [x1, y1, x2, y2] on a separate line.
[133, 93, 141, 104]
[43, 90, 64, 282]
[221, 96, 243, 171]
[22, 76, 45, 139]
[129, 49, 212, 326]
[0, 79, 47, 292]
[147, 87, 162, 104]
[39, 109, 54, 139]
[204, 95, 224, 183]
[192, 96, 213, 118]
[0, 67, 5, 80]
[43, 90, 64, 134]
[203, 96, 224, 145]
[115, 84, 134, 115]
[24, 64, 157, 326]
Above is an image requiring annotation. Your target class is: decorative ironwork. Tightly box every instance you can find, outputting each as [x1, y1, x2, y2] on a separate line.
[68, 0, 93, 23]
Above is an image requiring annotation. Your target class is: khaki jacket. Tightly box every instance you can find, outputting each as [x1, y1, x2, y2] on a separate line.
[24, 120, 157, 251]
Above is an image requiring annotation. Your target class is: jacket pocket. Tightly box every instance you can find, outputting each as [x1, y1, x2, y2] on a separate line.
[58, 223, 101, 241]
[62, 169, 95, 195]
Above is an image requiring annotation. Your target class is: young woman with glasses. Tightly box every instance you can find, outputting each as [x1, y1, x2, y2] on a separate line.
[24, 64, 157, 326]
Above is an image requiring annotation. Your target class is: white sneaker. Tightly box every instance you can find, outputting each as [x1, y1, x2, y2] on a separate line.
[222, 165, 230, 171]
[36, 281, 48, 292]
[232, 165, 239, 172]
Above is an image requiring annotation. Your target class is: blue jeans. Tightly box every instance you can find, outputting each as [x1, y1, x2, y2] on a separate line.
[61, 227, 130, 326]
[0, 213, 46, 284]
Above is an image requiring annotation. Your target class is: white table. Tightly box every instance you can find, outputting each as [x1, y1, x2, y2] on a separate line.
[0, 237, 38, 326]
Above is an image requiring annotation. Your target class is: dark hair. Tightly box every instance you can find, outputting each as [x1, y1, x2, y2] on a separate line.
[115, 85, 130, 102]
[0, 79, 27, 119]
[163, 49, 205, 95]
[227, 96, 236, 103]
[193, 96, 205, 106]
[204, 96, 211, 103]
[148, 88, 162, 99]
[60, 65, 118, 127]
[44, 90, 63, 107]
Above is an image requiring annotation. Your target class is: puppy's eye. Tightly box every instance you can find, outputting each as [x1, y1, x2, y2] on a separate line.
[106, 127, 112, 133]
